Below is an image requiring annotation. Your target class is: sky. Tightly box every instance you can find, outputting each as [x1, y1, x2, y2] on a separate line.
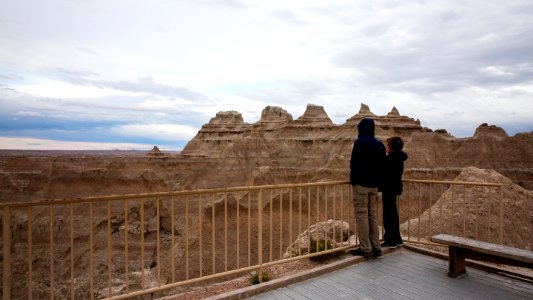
[1, 0, 533, 150]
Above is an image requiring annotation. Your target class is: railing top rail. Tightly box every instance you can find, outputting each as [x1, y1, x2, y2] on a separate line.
[403, 179, 503, 187]
[0, 179, 503, 209]
[0, 180, 351, 208]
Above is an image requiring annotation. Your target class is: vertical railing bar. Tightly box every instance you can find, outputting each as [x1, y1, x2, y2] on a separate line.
[258, 189, 263, 282]
[288, 188, 294, 257]
[439, 184, 444, 234]
[237, 192, 240, 269]
[487, 188, 492, 242]
[89, 202, 94, 300]
[173, 196, 177, 282]
[197, 195, 202, 277]
[124, 199, 129, 292]
[407, 183, 411, 241]
[183, 195, 187, 280]
[352, 186, 358, 246]
[451, 184, 455, 235]
[524, 189, 533, 245]
[248, 192, 251, 267]
[29, 206, 34, 300]
[474, 187, 479, 240]
[500, 185, 503, 245]
[107, 200, 112, 297]
[417, 183, 421, 241]
[324, 186, 328, 250]
[463, 185, 467, 237]
[50, 205, 55, 300]
[211, 193, 215, 275]
[316, 186, 319, 251]
[279, 189, 283, 259]
[140, 198, 145, 286]
[224, 192, 228, 272]
[333, 185, 336, 247]
[3, 207, 11, 300]
[340, 185, 344, 246]
[429, 183, 432, 240]
[156, 197, 161, 285]
[298, 187, 302, 256]
[199, 194, 204, 277]
[307, 187, 311, 254]
[289, 188, 293, 257]
[269, 189, 273, 263]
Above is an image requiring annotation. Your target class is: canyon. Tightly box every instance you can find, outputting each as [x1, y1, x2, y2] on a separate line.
[1, 103, 532, 203]
[1, 103, 532, 299]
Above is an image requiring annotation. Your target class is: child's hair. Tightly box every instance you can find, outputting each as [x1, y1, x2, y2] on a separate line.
[386, 136, 404, 152]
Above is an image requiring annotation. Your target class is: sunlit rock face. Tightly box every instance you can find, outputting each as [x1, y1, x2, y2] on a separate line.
[473, 123, 509, 140]
[1, 103, 532, 299]
[2, 103, 533, 203]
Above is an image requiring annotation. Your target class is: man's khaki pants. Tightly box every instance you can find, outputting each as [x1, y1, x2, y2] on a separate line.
[352, 185, 380, 253]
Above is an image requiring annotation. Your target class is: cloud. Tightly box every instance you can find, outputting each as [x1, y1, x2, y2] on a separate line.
[0, 137, 156, 150]
[75, 47, 99, 56]
[110, 123, 198, 141]
[329, 1, 533, 94]
[138, 97, 195, 109]
[66, 76, 206, 100]
[1, 0, 532, 148]
[14, 110, 42, 117]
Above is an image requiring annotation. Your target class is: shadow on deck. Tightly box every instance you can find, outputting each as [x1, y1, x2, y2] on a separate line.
[208, 247, 533, 300]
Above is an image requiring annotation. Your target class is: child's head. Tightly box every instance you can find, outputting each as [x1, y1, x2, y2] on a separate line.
[386, 136, 404, 153]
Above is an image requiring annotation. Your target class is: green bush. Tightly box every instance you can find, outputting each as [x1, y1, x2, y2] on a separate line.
[249, 269, 271, 285]
[309, 239, 333, 253]
[309, 239, 341, 262]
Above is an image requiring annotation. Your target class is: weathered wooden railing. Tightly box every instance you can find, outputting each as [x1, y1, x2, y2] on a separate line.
[400, 179, 506, 245]
[1, 181, 355, 300]
[1, 179, 525, 300]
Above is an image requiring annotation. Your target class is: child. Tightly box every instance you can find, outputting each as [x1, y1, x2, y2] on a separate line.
[381, 136, 408, 248]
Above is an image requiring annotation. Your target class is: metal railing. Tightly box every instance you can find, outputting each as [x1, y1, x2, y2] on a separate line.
[1, 181, 355, 300]
[1, 179, 525, 299]
[400, 179, 507, 246]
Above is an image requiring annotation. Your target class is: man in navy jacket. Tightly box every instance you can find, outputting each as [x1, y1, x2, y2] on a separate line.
[350, 118, 386, 257]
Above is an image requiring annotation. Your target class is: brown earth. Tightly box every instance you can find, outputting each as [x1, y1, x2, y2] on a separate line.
[1, 103, 532, 299]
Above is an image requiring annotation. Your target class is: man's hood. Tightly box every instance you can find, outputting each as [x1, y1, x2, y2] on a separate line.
[358, 118, 375, 138]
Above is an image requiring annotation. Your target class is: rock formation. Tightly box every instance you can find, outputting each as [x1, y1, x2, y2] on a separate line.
[1, 103, 532, 203]
[147, 146, 164, 156]
[1, 103, 532, 298]
[401, 166, 532, 250]
[473, 123, 509, 140]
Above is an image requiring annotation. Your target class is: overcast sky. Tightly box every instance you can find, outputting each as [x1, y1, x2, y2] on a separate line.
[1, 0, 532, 150]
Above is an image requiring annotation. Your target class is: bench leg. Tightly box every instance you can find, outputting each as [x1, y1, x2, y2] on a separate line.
[448, 246, 466, 278]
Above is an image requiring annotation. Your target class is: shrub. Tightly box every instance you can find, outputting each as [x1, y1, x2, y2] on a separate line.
[309, 239, 341, 262]
[309, 239, 333, 253]
[249, 269, 271, 285]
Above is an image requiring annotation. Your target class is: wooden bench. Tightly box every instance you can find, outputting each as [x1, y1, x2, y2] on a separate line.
[431, 234, 533, 278]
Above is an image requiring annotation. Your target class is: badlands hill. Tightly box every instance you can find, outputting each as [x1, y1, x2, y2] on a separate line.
[1, 103, 532, 203]
[1, 103, 532, 299]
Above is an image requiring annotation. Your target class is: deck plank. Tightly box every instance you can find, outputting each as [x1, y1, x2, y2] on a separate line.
[246, 248, 533, 300]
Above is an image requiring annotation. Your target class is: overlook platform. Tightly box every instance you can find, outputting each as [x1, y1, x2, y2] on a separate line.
[214, 248, 533, 300]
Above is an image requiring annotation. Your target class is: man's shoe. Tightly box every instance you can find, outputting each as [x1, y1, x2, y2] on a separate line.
[396, 242, 403, 247]
[349, 248, 372, 258]
[381, 242, 397, 248]
[372, 249, 382, 257]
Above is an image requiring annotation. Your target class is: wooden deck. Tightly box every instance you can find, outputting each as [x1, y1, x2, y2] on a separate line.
[247, 248, 533, 300]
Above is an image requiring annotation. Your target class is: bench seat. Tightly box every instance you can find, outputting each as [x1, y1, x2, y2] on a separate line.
[431, 234, 533, 278]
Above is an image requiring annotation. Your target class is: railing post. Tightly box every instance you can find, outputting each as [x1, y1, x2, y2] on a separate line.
[499, 185, 503, 244]
[258, 189, 263, 282]
[2, 207, 11, 300]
